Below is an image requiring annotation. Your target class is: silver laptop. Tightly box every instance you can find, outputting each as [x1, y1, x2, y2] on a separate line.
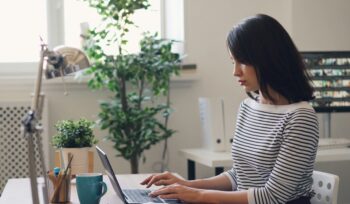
[96, 146, 181, 204]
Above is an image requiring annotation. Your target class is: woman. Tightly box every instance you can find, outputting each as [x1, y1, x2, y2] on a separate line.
[141, 14, 319, 204]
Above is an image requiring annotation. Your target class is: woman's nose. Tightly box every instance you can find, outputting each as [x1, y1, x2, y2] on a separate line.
[233, 66, 241, 77]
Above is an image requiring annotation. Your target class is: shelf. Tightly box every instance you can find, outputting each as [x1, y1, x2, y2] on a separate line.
[307, 65, 350, 70]
[314, 87, 350, 91]
[302, 51, 350, 58]
[311, 75, 350, 80]
[314, 106, 350, 112]
[301, 51, 350, 112]
[313, 96, 350, 102]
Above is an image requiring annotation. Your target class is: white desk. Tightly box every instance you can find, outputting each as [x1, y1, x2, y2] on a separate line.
[180, 147, 350, 180]
[0, 174, 155, 204]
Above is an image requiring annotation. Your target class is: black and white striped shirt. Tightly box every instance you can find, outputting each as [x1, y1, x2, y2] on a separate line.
[224, 97, 319, 204]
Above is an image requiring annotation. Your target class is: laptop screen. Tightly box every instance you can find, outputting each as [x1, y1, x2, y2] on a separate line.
[96, 146, 128, 204]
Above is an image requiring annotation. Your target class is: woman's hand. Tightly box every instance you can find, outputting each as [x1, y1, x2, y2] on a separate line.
[140, 171, 188, 188]
[149, 184, 208, 203]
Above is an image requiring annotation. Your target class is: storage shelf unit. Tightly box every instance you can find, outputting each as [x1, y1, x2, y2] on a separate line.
[301, 51, 350, 112]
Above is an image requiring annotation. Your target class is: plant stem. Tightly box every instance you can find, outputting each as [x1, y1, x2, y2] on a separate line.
[120, 76, 132, 138]
[137, 78, 145, 110]
[161, 78, 171, 171]
[120, 76, 128, 112]
[130, 155, 139, 174]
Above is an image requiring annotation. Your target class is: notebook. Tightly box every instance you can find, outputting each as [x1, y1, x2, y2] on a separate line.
[96, 146, 181, 204]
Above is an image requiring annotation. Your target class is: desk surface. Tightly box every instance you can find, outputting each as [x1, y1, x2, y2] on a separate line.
[180, 147, 350, 168]
[0, 174, 156, 204]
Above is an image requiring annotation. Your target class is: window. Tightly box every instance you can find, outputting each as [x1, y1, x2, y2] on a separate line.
[0, 0, 47, 62]
[0, 0, 184, 76]
[64, 0, 161, 53]
[0, 0, 160, 63]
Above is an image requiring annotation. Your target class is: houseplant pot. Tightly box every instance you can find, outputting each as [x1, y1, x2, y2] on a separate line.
[52, 118, 97, 174]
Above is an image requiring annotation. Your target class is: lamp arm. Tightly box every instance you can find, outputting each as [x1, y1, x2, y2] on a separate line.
[21, 42, 49, 204]
[32, 43, 46, 112]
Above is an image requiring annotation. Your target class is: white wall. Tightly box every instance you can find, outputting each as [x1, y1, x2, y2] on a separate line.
[1, 0, 350, 203]
[181, 0, 293, 178]
[292, 0, 350, 51]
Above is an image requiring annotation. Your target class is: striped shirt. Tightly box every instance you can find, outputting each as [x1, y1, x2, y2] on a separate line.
[224, 97, 319, 204]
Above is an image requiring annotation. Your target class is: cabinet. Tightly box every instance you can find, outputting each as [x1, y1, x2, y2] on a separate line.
[301, 51, 350, 112]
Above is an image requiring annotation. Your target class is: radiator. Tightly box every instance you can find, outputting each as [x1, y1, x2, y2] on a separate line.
[0, 100, 49, 193]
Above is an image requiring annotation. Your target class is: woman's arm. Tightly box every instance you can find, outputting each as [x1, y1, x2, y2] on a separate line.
[201, 189, 248, 204]
[186, 173, 234, 191]
[141, 171, 234, 191]
[150, 184, 248, 204]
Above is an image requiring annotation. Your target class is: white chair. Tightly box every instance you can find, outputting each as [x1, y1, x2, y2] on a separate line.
[311, 170, 339, 204]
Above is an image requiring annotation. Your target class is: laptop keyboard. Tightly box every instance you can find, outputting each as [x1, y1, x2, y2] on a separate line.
[123, 189, 164, 203]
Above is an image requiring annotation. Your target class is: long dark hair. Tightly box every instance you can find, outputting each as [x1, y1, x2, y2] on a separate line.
[227, 14, 314, 103]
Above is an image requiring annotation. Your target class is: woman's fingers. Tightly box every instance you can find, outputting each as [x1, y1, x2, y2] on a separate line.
[140, 175, 153, 185]
[146, 173, 170, 188]
[146, 176, 158, 188]
[159, 193, 179, 200]
[140, 174, 164, 187]
[149, 187, 170, 197]
[150, 184, 179, 197]
[150, 184, 202, 204]
[141, 172, 179, 188]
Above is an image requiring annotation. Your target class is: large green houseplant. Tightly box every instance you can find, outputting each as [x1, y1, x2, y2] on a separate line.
[82, 0, 181, 173]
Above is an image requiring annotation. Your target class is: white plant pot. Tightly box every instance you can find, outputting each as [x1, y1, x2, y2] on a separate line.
[61, 147, 90, 175]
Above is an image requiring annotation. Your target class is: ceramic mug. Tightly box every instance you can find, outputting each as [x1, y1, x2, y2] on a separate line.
[76, 173, 107, 204]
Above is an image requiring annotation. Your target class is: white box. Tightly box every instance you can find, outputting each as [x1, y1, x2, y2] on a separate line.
[198, 97, 226, 152]
[223, 98, 235, 151]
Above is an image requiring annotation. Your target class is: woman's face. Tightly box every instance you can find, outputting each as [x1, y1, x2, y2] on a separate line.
[230, 56, 259, 92]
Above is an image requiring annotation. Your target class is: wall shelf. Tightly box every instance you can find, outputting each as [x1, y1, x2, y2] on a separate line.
[301, 51, 350, 113]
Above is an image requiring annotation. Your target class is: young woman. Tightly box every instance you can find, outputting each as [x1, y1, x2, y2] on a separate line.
[141, 14, 319, 204]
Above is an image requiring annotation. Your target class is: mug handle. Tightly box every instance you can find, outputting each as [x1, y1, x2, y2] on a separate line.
[98, 181, 108, 199]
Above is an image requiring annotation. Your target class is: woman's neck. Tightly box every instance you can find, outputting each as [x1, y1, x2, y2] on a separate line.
[258, 90, 289, 105]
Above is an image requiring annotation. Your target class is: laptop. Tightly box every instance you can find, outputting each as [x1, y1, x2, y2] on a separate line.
[96, 146, 181, 204]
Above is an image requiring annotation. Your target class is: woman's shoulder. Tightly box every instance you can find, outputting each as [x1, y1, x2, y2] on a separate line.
[241, 97, 315, 114]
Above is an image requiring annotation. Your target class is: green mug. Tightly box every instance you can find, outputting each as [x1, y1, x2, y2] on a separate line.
[76, 173, 107, 204]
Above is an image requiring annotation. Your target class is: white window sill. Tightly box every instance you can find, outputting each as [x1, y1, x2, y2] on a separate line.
[0, 69, 198, 91]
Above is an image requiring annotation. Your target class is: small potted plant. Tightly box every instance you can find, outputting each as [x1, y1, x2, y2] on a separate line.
[52, 118, 97, 174]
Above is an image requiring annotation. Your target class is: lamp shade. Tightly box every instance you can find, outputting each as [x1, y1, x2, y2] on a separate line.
[43, 46, 90, 79]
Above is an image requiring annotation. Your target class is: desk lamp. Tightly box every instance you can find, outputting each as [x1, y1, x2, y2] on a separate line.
[22, 39, 90, 204]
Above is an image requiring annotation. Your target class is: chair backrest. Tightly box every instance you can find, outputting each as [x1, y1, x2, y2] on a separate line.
[311, 170, 339, 204]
